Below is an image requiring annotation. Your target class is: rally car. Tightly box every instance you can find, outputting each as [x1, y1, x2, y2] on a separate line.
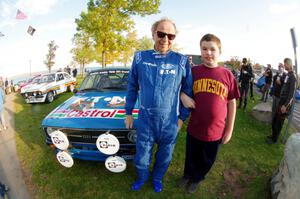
[22, 72, 76, 103]
[41, 68, 138, 172]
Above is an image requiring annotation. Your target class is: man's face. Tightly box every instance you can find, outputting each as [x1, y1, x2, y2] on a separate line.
[200, 41, 221, 67]
[152, 21, 176, 54]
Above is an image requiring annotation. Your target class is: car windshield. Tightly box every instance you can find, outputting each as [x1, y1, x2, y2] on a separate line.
[39, 74, 55, 83]
[79, 70, 128, 91]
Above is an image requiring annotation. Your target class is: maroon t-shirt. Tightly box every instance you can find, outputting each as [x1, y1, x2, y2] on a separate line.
[187, 64, 240, 141]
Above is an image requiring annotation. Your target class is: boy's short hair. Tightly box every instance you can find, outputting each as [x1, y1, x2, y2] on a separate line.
[200, 34, 221, 51]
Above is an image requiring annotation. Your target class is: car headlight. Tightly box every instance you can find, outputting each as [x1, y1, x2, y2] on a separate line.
[127, 130, 137, 143]
[46, 127, 57, 136]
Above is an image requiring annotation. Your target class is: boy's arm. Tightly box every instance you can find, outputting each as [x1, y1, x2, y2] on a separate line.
[222, 99, 236, 144]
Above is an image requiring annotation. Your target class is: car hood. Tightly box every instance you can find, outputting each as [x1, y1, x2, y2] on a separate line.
[25, 82, 53, 92]
[42, 91, 139, 129]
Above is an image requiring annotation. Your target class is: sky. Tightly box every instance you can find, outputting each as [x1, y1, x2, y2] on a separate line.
[0, 0, 300, 79]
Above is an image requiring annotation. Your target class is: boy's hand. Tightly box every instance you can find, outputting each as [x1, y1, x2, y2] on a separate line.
[180, 92, 195, 108]
[178, 119, 183, 132]
[222, 130, 232, 144]
[125, 115, 134, 129]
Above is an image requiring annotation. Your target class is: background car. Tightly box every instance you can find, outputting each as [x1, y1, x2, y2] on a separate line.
[22, 72, 76, 103]
[41, 68, 138, 171]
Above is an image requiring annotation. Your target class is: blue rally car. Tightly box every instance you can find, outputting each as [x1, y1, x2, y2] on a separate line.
[42, 68, 138, 172]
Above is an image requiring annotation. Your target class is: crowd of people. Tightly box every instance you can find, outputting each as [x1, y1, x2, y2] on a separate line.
[124, 17, 298, 194]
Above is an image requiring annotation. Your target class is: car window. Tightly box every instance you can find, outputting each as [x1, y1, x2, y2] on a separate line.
[64, 73, 71, 79]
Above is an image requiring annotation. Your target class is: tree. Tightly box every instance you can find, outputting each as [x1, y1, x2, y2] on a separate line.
[137, 36, 153, 51]
[118, 31, 139, 66]
[71, 32, 94, 75]
[44, 40, 58, 72]
[75, 0, 160, 67]
[225, 56, 241, 70]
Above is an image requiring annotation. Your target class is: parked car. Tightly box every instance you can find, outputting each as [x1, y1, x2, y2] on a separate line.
[22, 72, 76, 103]
[20, 75, 41, 94]
[41, 68, 137, 172]
[296, 89, 300, 102]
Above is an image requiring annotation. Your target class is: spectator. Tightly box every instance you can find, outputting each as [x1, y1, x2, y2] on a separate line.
[125, 18, 193, 193]
[271, 63, 286, 119]
[238, 58, 253, 109]
[66, 65, 71, 75]
[261, 64, 273, 102]
[188, 56, 195, 67]
[267, 58, 297, 144]
[0, 85, 7, 132]
[72, 67, 78, 78]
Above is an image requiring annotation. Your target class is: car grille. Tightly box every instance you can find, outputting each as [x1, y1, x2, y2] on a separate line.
[62, 129, 133, 144]
[44, 128, 136, 156]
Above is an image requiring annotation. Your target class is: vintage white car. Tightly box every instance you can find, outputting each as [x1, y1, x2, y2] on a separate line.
[22, 72, 76, 103]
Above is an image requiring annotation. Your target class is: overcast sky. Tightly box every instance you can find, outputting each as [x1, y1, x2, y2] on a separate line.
[0, 0, 299, 78]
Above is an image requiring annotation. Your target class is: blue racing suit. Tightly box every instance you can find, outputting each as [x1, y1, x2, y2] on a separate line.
[125, 50, 193, 182]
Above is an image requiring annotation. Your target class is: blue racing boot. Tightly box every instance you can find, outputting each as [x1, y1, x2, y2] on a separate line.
[131, 180, 145, 191]
[153, 180, 163, 193]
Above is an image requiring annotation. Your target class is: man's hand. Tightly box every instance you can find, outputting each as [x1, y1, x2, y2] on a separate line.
[125, 115, 134, 129]
[180, 92, 195, 109]
[178, 119, 184, 132]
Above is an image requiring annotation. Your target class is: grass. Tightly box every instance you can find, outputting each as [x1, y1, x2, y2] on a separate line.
[14, 85, 294, 199]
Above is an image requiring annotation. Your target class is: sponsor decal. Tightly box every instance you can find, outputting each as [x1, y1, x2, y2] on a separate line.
[159, 69, 176, 75]
[161, 63, 174, 69]
[49, 109, 139, 119]
[143, 62, 157, 67]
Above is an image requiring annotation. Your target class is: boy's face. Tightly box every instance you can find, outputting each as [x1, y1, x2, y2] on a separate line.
[200, 41, 221, 68]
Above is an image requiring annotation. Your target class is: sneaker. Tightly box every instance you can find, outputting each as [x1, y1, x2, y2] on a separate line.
[131, 180, 145, 191]
[153, 180, 163, 193]
[187, 182, 199, 194]
[177, 177, 189, 188]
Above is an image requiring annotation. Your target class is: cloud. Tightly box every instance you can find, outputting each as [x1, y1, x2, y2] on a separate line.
[16, 0, 59, 16]
[269, 2, 299, 14]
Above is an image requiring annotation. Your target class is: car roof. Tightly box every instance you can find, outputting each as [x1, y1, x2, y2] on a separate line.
[88, 67, 130, 75]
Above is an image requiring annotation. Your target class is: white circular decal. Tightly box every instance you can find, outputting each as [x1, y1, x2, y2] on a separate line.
[50, 130, 69, 150]
[105, 156, 126, 173]
[56, 151, 74, 168]
[96, 133, 120, 155]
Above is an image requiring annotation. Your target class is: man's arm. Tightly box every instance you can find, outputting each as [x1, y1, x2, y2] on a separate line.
[281, 74, 297, 113]
[178, 60, 193, 122]
[125, 54, 139, 129]
[222, 99, 236, 144]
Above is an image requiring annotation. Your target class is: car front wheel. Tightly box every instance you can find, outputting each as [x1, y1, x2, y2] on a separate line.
[46, 92, 54, 103]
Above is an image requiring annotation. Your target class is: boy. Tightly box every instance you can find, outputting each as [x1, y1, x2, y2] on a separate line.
[179, 34, 240, 194]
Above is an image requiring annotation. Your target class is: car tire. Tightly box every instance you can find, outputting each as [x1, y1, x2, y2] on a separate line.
[68, 84, 75, 92]
[46, 92, 54, 103]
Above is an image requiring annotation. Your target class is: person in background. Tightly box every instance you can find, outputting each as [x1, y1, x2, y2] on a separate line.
[0, 84, 7, 132]
[238, 58, 253, 109]
[188, 56, 195, 67]
[72, 67, 78, 78]
[125, 18, 193, 193]
[271, 63, 286, 119]
[261, 64, 273, 102]
[179, 34, 240, 194]
[267, 58, 297, 144]
[249, 64, 254, 100]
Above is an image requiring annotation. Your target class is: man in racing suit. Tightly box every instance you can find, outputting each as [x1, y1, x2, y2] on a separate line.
[125, 18, 193, 193]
